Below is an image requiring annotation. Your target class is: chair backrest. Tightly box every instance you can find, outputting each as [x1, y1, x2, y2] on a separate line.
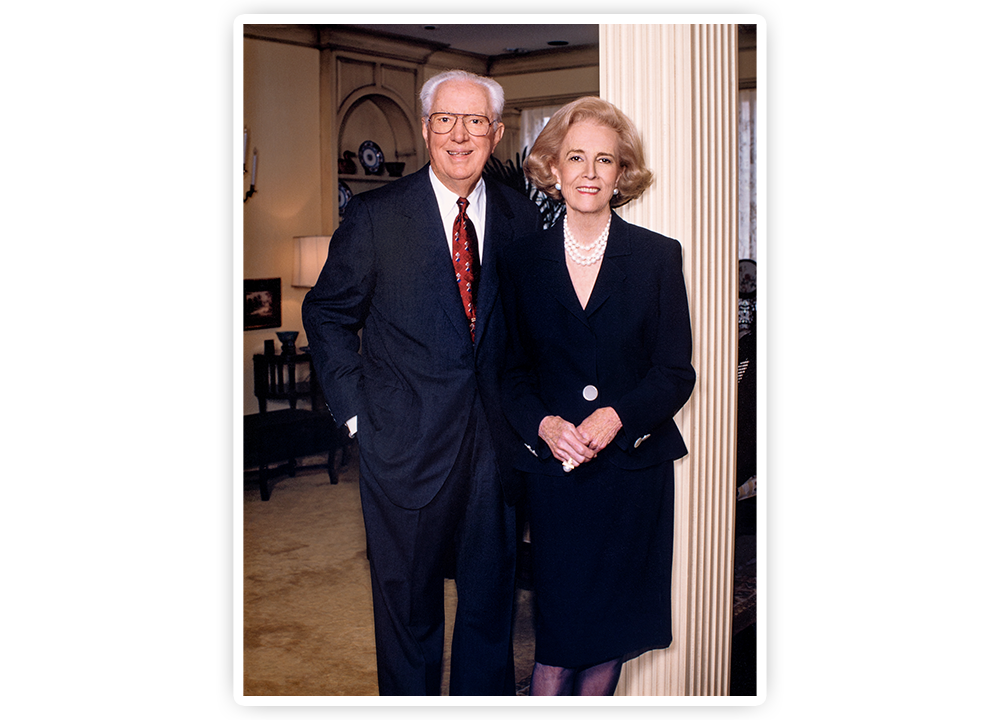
[252, 351, 327, 414]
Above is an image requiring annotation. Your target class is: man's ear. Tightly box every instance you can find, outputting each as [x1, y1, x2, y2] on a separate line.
[491, 121, 505, 151]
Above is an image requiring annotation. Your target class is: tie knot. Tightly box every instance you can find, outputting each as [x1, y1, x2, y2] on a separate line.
[456, 197, 469, 212]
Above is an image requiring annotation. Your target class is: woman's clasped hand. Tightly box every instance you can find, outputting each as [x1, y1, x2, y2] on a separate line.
[538, 407, 623, 469]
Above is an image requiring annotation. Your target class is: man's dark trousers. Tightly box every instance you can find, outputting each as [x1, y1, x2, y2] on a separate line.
[359, 397, 516, 695]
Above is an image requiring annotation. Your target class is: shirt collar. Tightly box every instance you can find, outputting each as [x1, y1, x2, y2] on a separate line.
[427, 165, 486, 221]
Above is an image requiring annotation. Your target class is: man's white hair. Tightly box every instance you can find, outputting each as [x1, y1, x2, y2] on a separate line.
[419, 70, 505, 121]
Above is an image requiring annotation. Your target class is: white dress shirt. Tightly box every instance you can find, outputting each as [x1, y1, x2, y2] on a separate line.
[427, 164, 487, 261]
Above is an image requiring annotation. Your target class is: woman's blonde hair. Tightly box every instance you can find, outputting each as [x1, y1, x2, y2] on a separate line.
[524, 96, 654, 208]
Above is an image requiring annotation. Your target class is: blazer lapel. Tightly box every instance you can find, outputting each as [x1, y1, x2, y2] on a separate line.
[584, 212, 629, 317]
[535, 225, 590, 327]
[533, 213, 631, 323]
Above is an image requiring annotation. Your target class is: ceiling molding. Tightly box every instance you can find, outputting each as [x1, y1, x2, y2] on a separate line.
[504, 92, 599, 113]
[243, 24, 597, 72]
[489, 45, 600, 76]
[318, 26, 445, 65]
[243, 24, 320, 48]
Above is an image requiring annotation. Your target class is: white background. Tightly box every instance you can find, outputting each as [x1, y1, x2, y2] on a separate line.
[3, 4, 996, 717]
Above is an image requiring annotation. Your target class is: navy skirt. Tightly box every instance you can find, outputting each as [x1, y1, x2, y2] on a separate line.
[526, 457, 675, 668]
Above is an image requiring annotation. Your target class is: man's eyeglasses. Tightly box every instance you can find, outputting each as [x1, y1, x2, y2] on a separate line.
[426, 113, 496, 136]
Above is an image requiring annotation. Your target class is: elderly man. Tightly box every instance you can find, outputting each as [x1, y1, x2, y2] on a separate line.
[302, 70, 541, 695]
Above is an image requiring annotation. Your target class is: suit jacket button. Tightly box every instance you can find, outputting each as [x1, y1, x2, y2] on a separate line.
[583, 385, 599, 401]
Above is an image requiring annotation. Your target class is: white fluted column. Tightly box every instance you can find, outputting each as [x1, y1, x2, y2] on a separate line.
[602, 23, 739, 696]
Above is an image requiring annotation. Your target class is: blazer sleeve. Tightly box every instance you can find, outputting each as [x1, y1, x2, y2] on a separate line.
[611, 237, 696, 453]
[300, 197, 375, 427]
[497, 242, 553, 461]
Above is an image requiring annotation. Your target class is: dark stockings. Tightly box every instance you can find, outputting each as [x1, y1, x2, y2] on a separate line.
[529, 658, 624, 696]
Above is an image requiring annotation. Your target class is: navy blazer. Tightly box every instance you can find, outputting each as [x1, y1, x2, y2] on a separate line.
[302, 165, 542, 508]
[498, 212, 696, 476]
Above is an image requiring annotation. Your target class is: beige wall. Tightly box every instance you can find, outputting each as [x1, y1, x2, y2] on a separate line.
[242, 38, 323, 413]
[495, 66, 600, 106]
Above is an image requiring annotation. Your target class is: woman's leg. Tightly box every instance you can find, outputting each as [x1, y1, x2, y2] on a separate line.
[529, 662, 575, 696]
[530, 657, 624, 696]
[573, 657, 624, 696]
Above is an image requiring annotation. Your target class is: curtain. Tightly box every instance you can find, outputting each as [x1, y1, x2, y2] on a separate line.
[518, 105, 564, 157]
[738, 88, 757, 261]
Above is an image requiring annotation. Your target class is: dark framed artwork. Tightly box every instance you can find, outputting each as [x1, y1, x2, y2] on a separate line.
[244, 278, 281, 331]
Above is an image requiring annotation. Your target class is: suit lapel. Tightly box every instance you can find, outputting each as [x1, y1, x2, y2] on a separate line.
[476, 180, 513, 348]
[402, 168, 471, 341]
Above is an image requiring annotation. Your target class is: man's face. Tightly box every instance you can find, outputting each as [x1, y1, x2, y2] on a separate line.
[422, 80, 504, 196]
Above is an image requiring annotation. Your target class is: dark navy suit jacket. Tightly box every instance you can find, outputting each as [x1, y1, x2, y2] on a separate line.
[497, 212, 696, 476]
[302, 165, 542, 508]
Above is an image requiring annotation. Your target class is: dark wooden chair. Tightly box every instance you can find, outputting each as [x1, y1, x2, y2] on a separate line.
[244, 349, 349, 501]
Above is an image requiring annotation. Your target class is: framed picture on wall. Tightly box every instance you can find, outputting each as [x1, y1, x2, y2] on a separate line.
[244, 278, 281, 331]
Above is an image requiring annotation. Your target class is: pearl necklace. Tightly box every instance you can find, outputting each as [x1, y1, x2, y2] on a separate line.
[563, 214, 612, 266]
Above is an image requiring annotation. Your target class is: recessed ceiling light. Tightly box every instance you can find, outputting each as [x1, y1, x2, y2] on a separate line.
[547, 40, 569, 46]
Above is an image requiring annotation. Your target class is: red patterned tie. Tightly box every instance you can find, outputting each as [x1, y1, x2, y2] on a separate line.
[452, 197, 480, 340]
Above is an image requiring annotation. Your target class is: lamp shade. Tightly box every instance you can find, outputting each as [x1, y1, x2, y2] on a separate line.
[292, 235, 330, 288]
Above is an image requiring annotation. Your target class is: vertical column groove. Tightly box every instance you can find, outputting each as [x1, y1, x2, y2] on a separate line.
[602, 23, 738, 696]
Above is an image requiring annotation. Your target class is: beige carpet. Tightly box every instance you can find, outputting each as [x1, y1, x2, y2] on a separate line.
[242, 452, 536, 696]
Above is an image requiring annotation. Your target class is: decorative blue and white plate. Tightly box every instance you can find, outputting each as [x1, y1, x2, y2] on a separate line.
[359, 140, 384, 174]
[338, 180, 352, 216]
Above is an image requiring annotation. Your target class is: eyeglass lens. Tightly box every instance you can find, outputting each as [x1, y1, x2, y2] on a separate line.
[428, 113, 492, 135]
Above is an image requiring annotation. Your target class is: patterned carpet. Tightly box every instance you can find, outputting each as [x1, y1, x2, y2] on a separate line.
[242, 451, 755, 696]
[242, 452, 535, 696]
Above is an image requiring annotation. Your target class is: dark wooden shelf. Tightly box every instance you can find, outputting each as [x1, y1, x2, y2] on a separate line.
[339, 174, 403, 183]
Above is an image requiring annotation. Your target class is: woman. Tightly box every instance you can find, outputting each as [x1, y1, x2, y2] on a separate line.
[498, 97, 696, 695]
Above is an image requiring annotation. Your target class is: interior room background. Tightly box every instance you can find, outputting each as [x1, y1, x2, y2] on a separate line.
[240, 21, 759, 696]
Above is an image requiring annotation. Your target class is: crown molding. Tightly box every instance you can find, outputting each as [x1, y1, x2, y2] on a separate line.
[243, 24, 597, 72]
[489, 45, 599, 76]
[243, 24, 320, 48]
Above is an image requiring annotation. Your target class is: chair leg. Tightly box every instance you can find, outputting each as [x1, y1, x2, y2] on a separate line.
[327, 440, 340, 485]
[327, 453, 339, 485]
[340, 433, 352, 467]
[259, 465, 271, 501]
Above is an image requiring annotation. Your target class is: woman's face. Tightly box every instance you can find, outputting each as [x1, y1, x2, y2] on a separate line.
[551, 120, 622, 218]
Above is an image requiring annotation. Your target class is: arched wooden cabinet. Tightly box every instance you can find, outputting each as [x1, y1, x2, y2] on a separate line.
[323, 53, 427, 229]
[338, 90, 420, 186]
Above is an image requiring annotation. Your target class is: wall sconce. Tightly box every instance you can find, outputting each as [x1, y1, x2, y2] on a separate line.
[292, 235, 330, 288]
[244, 126, 258, 203]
